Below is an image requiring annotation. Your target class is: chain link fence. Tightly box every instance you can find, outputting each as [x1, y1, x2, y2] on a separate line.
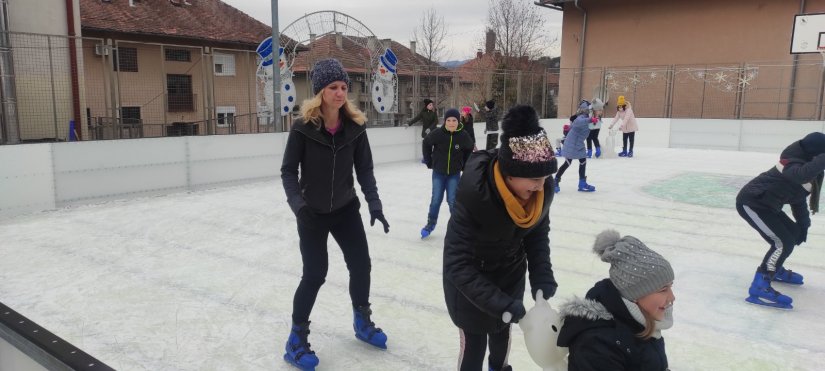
[2, 31, 824, 145]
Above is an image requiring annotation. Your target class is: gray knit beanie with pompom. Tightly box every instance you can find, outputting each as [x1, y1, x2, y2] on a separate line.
[593, 230, 674, 301]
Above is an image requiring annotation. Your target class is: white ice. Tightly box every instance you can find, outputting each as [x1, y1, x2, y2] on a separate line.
[1, 147, 825, 370]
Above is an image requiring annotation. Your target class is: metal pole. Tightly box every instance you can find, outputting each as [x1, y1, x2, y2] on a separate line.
[47, 37, 60, 140]
[271, 0, 282, 132]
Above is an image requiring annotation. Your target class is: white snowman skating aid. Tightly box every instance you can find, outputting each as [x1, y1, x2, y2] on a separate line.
[603, 129, 619, 159]
[371, 48, 398, 113]
[255, 37, 296, 119]
[518, 290, 568, 371]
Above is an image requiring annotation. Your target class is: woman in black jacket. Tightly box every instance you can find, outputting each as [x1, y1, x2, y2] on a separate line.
[280, 58, 390, 370]
[443, 105, 558, 371]
[558, 230, 675, 371]
[736, 132, 825, 309]
[406, 98, 439, 138]
[420, 108, 474, 238]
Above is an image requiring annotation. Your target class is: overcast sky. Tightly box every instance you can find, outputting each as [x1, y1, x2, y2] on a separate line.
[221, 0, 563, 61]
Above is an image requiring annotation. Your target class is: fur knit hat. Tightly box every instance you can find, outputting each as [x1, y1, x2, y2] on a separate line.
[498, 105, 557, 178]
[593, 230, 674, 301]
[310, 58, 350, 95]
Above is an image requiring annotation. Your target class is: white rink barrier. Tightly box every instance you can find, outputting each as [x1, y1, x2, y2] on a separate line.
[2, 119, 824, 217]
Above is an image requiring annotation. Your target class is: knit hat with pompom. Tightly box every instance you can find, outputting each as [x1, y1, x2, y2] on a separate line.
[593, 229, 674, 301]
[497, 105, 557, 178]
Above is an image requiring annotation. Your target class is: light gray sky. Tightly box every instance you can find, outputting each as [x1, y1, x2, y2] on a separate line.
[221, 0, 562, 61]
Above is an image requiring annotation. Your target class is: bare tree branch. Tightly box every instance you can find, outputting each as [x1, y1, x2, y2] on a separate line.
[486, 0, 555, 65]
[412, 7, 449, 63]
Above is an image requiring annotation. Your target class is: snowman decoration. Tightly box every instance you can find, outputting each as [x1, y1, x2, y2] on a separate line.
[255, 37, 296, 121]
[371, 48, 398, 114]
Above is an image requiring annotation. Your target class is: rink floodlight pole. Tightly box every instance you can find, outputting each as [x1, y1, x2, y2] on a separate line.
[271, 0, 282, 132]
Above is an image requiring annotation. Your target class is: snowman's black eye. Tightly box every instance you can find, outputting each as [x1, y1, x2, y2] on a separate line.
[552, 325, 558, 332]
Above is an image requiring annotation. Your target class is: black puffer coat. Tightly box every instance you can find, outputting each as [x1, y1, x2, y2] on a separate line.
[280, 117, 382, 215]
[558, 279, 669, 371]
[422, 124, 474, 175]
[737, 140, 825, 228]
[407, 108, 439, 138]
[443, 150, 557, 334]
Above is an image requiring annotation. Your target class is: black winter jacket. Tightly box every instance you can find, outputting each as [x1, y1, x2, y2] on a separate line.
[443, 150, 557, 334]
[407, 109, 439, 138]
[422, 124, 474, 176]
[461, 114, 476, 144]
[737, 141, 825, 228]
[280, 117, 382, 215]
[558, 279, 669, 371]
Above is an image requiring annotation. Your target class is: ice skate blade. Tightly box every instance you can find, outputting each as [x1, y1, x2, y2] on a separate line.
[355, 334, 388, 350]
[283, 354, 317, 371]
[745, 296, 793, 310]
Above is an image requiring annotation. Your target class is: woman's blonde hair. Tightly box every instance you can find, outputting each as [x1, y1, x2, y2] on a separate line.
[300, 89, 367, 126]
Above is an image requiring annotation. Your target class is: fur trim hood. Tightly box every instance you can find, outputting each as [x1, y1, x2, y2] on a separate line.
[560, 296, 613, 321]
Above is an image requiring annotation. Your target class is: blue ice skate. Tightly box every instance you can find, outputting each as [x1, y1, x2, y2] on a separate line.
[773, 267, 804, 285]
[578, 178, 596, 192]
[586, 149, 593, 158]
[627, 151, 634, 158]
[595, 147, 601, 158]
[283, 322, 319, 370]
[353, 304, 388, 349]
[745, 271, 793, 309]
[618, 150, 627, 157]
[420, 219, 436, 239]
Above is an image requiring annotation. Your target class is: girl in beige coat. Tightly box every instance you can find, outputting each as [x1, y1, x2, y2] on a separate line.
[609, 95, 639, 157]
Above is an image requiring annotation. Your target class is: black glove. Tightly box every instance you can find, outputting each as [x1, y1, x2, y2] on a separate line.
[297, 207, 316, 224]
[370, 210, 390, 234]
[798, 226, 809, 245]
[504, 300, 526, 324]
[531, 282, 558, 301]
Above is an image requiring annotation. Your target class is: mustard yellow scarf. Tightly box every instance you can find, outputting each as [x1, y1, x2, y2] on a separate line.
[493, 161, 544, 228]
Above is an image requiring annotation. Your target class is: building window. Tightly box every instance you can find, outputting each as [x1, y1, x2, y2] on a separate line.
[120, 106, 141, 125]
[165, 48, 191, 62]
[216, 106, 235, 127]
[167, 74, 194, 112]
[114, 47, 138, 72]
[213, 53, 235, 76]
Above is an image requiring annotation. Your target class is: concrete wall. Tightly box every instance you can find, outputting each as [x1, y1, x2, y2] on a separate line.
[2, 121, 824, 217]
[7, 0, 79, 36]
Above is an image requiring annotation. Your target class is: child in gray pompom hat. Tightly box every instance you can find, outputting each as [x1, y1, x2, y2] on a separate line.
[557, 229, 675, 370]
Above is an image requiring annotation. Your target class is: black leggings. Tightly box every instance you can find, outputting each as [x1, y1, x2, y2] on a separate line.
[292, 199, 372, 324]
[458, 326, 511, 371]
[622, 132, 636, 152]
[736, 202, 800, 273]
[555, 158, 587, 182]
[586, 129, 601, 150]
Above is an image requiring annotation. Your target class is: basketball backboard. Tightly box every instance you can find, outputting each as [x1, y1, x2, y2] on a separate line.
[791, 13, 825, 54]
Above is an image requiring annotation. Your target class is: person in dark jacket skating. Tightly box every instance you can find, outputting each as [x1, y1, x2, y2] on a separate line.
[483, 100, 501, 150]
[443, 105, 558, 371]
[280, 58, 390, 370]
[406, 98, 439, 138]
[736, 132, 825, 309]
[558, 230, 675, 371]
[421, 108, 474, 238]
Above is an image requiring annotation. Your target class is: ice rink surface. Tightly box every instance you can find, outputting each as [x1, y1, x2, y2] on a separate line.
[2, 147, 824, 370]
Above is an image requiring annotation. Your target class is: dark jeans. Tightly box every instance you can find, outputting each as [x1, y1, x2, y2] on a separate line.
[292, 199, 372, 324]
[555, 158, 587, 182]
[586, 128, 601, 150]
[458, 326, 512, 371]
[736, 202, 799, 273]
[622, 132, 636, 152]
[486, 134, 498, 150]
[428, 171, 461, 222]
